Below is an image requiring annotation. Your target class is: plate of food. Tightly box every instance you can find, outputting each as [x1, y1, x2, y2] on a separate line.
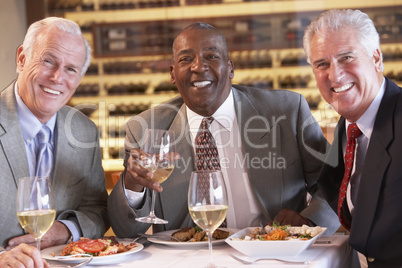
[145, 226, 237, 247]
[41, 236, 143, 265]
[225, 224, 326, 258]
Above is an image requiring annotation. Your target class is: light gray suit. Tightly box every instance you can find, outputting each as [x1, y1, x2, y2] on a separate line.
[0, 82, 109, 248]
[108, 85, 339, 237]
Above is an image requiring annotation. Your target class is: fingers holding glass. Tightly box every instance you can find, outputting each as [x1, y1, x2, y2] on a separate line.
[135, 129, 176, 224]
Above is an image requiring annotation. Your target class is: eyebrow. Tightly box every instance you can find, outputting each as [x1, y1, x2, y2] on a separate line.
[312, 50, 356, 66]
[176, 46, 219, 56]
[338, 50, 355, 57]
[45, 51, 81, 70]
[312, 58, 326, 66]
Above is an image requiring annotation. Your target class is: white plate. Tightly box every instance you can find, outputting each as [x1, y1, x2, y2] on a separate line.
[147, 228, 237, 247]
[41, 242, 143, 265]
[225, 226, 327, 258]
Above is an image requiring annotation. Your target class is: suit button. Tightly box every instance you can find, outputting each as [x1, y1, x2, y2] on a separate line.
[367, 257, 375, 262]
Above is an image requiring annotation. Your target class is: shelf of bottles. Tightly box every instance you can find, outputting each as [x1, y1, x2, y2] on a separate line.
[53, 0, 402, 161]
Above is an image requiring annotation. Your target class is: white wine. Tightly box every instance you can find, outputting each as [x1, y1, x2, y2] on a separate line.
[151, 165, 174, 184]
[17, 209, 56, 238]
[189, 204, 228, 232]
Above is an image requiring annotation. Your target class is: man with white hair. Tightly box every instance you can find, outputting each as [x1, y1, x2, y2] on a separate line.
[0, 17, 108, 267]
[304, 9, 402, 267]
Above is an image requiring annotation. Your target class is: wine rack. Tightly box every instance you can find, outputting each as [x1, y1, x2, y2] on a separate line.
[41, 0, 402, 163]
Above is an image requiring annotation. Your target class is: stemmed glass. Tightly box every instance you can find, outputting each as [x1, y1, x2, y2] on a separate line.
[16, 176, 56, 250]
[134, 129, 176, 224]
[188, 171, 228, 268]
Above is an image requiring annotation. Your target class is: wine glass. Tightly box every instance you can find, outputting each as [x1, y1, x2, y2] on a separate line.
[16, 176, 56, 250]
[134, 129, 176, 224]
[188, 171, 228, 268]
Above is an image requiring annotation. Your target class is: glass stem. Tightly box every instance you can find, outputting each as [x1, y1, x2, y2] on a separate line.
[36, 237, 41, 250]
[207, 231, 214, 265]
[149, 190, 156, 218]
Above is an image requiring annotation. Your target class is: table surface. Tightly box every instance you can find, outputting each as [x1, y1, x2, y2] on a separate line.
[48, 235, 361, 268]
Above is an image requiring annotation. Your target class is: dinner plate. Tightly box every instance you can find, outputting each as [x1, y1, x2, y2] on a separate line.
[147, 228, 237, 247]
[226, 226, 327, 258]
[41, 242, 143, 265]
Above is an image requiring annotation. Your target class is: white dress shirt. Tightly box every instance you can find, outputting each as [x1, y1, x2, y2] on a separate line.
[125, 89, 264, 228]
[343, 78, 385, 268]
[187, 89, 264, 228]
[14, 82, 82, 242]
[344, 78, 386, 215]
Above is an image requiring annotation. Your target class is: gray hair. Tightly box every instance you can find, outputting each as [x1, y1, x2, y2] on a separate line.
[172, 22, 229, 59]
[303, 9, 383, 70]
[20, 17, 91, 76]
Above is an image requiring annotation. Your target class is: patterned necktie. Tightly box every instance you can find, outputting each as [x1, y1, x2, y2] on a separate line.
[195, 117, 220, 171]
[35, 125, 54, 180]
[338, 123, 362, 230]
[194, 117, 227, 227]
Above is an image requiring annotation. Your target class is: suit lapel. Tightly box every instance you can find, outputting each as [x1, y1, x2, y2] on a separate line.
[232, 88, 282, 221]
[351, 78, 397, 243]
[170, 104, 193, 171]
[0, 83, 30, 186]
[158, 104, 195, 228]
[319, 119, 346, 211]
[51, 109, 77, 202]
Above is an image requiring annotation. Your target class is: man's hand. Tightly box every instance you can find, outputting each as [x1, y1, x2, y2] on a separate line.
[272, 208, 313, 226]
[125, 149, 180, 193]
[0, 244, 49, 268]
[7, 221, 71, 250]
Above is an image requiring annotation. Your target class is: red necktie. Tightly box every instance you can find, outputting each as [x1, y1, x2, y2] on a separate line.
[338, 123, 362, 230]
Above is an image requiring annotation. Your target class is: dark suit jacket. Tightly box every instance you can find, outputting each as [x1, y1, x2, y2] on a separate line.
[318, 78, 402, 267]
[108, 85, 339, 237]
[0, 82, 109, 248]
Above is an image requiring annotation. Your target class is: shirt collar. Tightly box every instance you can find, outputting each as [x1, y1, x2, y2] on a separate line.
[187, 88, 236, 138]
[345, 77, 386, 139]
[14, 82, 57, 144]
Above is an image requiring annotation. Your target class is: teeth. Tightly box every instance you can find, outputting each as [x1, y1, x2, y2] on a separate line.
[193, 81, 211, 88]
[43, 87, 61, 95]
[333, 83, 353, 93]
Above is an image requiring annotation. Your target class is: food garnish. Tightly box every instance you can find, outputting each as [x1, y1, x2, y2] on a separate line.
[61, 237, 136, 257]
[231, 224, 323, 241]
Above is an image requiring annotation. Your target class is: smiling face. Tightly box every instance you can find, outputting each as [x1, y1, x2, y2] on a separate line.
[170, 28, 234, 116]
[309, 27, 383, 122]
[16, 26, 86, 123]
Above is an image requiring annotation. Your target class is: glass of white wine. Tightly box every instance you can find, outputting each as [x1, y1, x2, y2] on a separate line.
[134, 129, 176, 224]
[188, 171, 228, 268]
[16, 176, 56, 250]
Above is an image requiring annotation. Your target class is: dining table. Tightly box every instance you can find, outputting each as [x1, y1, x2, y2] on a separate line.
[47, 234, 361, 267]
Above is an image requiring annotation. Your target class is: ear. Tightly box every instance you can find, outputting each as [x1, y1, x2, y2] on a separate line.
[170, 65, 176, 84]
[372, 48, 382, 72]
[16, 45, 26, 72]
[228, 59, 234, 79]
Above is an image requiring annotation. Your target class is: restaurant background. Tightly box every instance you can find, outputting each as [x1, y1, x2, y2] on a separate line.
[1, 0, 402, 189]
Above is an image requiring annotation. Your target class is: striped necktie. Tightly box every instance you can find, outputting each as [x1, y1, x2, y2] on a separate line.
[35, 125, 54, 180]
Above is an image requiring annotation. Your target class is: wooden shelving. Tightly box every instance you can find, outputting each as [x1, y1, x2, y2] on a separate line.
[52, 0, 402, 165]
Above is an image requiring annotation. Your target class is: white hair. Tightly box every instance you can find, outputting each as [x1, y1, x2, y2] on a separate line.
[19, 17, 91, 76]
[303, 9, 383, 70]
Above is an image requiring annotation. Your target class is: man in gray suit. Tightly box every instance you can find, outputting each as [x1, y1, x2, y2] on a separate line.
[108, 22, 339, 237]
[0, 17, 108, 266]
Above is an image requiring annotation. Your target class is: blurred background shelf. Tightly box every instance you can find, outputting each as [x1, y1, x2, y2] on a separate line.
[20, 0, 402, 166]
